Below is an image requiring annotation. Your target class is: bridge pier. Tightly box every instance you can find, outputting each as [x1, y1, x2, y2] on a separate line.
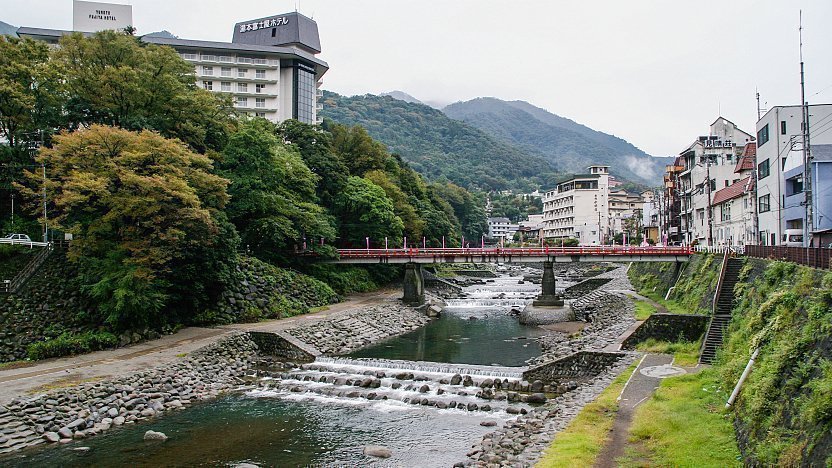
[533, 261, 564, 307]
[403, 262, 425, 306]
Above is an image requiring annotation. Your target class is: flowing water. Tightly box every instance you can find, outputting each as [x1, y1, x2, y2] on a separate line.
[5, 269, 552, 467]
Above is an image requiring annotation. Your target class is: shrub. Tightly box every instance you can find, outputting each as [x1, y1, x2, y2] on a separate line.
[27, 331, 118, 360]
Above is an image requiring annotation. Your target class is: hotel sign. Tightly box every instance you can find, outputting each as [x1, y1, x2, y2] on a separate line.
[240, 17, 290, 33]
[698, 137, 735, 149]
[73, 0, 132, 33]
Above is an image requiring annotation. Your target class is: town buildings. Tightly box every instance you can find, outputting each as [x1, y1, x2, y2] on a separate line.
[710, 143, 757, 246]
[14, 1, 327, 125]
[671, 117, 756, 246]
[755, 104, 832, 247]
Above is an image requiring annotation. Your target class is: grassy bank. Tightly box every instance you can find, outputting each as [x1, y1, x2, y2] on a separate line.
[620, 369, 741, 467]
[634, 338, 700, 367]
[536, 363, 637, 467]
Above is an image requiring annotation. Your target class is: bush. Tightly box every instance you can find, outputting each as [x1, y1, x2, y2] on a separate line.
[27, 331, 118, 360]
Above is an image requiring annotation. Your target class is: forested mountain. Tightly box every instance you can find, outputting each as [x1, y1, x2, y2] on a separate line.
[319, 91, 563, 192]
[443, 97, 672, 185]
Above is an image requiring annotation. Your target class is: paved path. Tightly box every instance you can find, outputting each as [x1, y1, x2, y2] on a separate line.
[0, 288, 398, 405]
[594, 353, 678, 468]
[613, 290, 669, 313]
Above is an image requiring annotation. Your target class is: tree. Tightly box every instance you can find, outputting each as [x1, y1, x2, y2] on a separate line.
[329, 124, 388, 176]
[218, 119, 335, 258]
[364, 170, 425, 240]
[332, 176, 403, 246]
[18, 125, 233, 329]
[277, 119, 348, 206]
[52, 31, 235, 152]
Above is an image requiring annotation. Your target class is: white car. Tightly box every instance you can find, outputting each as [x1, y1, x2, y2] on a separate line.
[3, 233, 32, 242]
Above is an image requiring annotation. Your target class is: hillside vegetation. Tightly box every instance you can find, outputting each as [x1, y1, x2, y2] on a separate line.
[630, 255, 832, 465]
[444, 97, 672, 185]
[319, 91, 563, 191]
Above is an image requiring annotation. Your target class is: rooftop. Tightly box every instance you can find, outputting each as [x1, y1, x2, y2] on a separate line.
[712, 176, 752, 205]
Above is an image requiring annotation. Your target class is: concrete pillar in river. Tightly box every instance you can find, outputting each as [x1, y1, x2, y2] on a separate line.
[403, 262, 425, 306]
[533, 260, 564, 307]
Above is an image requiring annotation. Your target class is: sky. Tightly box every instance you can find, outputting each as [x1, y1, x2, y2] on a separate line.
[3, 0, 832, 156]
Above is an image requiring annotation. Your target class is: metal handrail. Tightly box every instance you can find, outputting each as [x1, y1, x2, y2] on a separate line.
[329, 246, 694, 259]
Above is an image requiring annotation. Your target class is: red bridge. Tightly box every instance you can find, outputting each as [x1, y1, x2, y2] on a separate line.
[330, 246, 693, 264]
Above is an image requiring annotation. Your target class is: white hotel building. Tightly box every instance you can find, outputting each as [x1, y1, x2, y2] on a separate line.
[15, 3, 327, 125]
[542, 166, 612, 245]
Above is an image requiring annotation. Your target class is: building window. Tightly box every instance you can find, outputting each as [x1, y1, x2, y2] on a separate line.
[237, 68, 247, 78]
[237, 83, 248, 93]
[710, 179, 716, 192]
[293, 63, 317, 124]
[721, 203, 731, 221]
[256, 83, 266, 94]
[221, 67, 232, 77]
[202, 81, 212, 90]
[221, 82, 231, 92]
[758, 159, 770, 179]
[256, 112, 266, 118]
[202, 66, 213, 76]
[236, 97, 248, 108]
[780, 120, 787, 135]
[255, 69, 266, 79]
[757, 124, 769, 147]
[255, 98, 266, 108]
[758, 194, 770, 213]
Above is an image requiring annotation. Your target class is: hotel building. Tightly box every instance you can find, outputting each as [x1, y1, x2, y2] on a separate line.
[14, 2, 327, 125]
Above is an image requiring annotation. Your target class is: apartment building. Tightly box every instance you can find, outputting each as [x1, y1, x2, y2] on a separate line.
[710, 143, 757, 246]
[487, 217, 519, 240]
[675, 117, 755, 246]
[542, 166, 611, 245]
[755, 104, 832, 246]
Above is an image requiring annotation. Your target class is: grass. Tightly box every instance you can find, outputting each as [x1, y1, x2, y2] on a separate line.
[634, 338, 701, 367]
[633, 299, 658, 320]
[618, 369, 741, 467]
[637, 289, 692, 314]
[536, 362, 637, 467]
[308, 305, 330, 313]
[26, 375, 108, 394]
[0, 360, 32, 370]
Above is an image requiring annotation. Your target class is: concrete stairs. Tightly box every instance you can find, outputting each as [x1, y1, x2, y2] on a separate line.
[1, 246, 53, 294]
[700, 257, 743, 364]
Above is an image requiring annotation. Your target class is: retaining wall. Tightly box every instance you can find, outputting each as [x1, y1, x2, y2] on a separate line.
[523, 351, 626, 385]
[620, 313, 709, 349]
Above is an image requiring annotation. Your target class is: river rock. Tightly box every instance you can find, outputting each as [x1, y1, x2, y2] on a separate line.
[450, 374, 462, 385]
[418, 384, 430, 393]
[363, 445, 392, 458]
[43, 432, 60, 443]
[480, 420, 497, 427]
[144, 430, 168, 441]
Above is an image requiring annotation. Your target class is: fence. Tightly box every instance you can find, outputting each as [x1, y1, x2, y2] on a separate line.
[744, 244, 831, 270]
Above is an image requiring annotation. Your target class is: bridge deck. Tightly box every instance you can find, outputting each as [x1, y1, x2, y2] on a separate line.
[322, 247, 692, 264]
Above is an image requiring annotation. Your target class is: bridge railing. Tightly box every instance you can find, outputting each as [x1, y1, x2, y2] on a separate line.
[333, 246, 694, 259]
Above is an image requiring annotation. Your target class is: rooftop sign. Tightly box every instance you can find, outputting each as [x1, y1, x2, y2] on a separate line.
[72, 0, 132, 33]
[239, 16, 290, 33]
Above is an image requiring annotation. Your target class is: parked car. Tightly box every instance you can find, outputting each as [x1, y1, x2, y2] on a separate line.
[2, 233, 32, 242]
[782, 229, 804, 247]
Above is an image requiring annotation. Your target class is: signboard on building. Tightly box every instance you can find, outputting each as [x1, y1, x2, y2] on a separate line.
[73, 0, 132, 33]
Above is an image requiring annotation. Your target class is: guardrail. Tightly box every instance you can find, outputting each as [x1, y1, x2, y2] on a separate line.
[694, 244, 745, 255]
[331, 246, 694, 259]
[0, 239, 50, 248]
[2, 244, 53, 294]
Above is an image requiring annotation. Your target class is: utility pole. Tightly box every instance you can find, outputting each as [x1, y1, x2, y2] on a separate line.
[756, 88, 762, 121]
[799, 10, 813, 248]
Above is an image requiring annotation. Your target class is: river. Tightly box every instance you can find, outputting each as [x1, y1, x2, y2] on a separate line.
[5, 268, 554, 467]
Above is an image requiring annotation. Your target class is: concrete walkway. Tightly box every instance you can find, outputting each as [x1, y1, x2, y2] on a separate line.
[0, 288, 398, 405]
[594, 353, 678, 468]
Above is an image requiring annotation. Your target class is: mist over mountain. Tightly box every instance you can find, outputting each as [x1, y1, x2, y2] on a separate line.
[443, 97, 672, 185]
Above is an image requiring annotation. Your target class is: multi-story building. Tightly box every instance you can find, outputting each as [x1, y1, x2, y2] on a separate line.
[756, 104, 832, 246]
[663, 159, 685, 244]
[608, 188, 644, 236]
[676, 117, 755, 246]
[487, 217, 519, 240]
[15, 3, 327, 125]
[542, 166, 611, 245]
[710, 143, 756, 246]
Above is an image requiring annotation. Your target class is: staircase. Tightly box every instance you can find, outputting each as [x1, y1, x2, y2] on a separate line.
[1, 245, 53, 294]
[700, 255, 743, 364]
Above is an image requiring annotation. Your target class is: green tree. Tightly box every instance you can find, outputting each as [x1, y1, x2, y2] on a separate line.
[53, 30, 235, 152]
[364, 170, 425, 240]
[329, 124, 388, 176]
[332, 176, 403, 246]
[18, 125, 233, 329]
[218, 119, 335, 258]
[277, 119, 348, 206]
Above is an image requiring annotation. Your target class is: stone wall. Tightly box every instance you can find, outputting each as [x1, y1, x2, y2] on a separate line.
[0, 333, 257, 454]
[620, 313, 709, 350]
[248, 331, 318, 362]
[0, 249, 92, 363]
[523, 351, 626, 386]
[563, 278, 612, 299]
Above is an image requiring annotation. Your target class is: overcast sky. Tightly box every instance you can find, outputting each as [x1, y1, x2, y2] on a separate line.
[4, 0, 832, 156]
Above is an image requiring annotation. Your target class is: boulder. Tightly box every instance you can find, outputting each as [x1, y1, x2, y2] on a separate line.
[43, 432, 60, 443]
[144, 430, 168, 441]
[363, 445, 392, 458]
[527, 393, 547, 404]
